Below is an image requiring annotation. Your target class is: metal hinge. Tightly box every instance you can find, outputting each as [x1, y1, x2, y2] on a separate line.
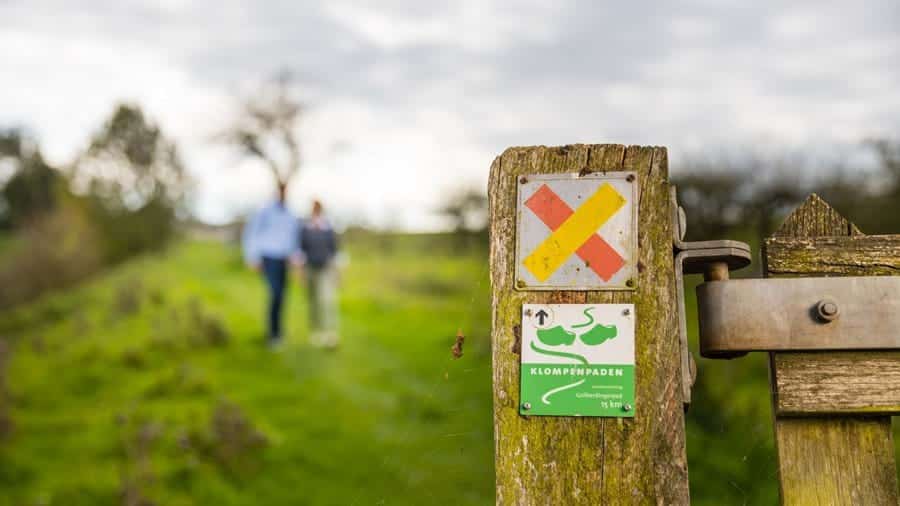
[672, 187, 752, 408]
[672, 188, 900, 410]
[698, 276, 900, 355]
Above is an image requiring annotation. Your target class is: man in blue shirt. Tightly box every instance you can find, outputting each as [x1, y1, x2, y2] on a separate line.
[242, 183, 301, 347]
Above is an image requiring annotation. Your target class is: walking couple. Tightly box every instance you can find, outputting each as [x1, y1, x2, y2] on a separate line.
[242, 183, 340, 349]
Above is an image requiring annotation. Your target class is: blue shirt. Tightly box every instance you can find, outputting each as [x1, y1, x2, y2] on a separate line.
[242, 202, 300, 264]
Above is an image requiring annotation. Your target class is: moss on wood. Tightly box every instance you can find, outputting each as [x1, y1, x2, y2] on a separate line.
[764, 195, 899, 505]
[489, 145, 689, 505]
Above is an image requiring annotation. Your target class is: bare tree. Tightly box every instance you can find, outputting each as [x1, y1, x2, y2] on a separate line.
[219, 72, 304, 187]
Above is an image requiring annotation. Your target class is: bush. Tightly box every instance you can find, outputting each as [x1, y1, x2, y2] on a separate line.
[189, 400, 268, 476]
[0, 200, 103, 309]
[86, 195, 179, 265]
[0, 104, 188, 308]
[186, 299, 230, 348]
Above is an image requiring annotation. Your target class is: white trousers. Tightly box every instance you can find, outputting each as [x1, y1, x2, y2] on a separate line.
[307, 265, 339, 346]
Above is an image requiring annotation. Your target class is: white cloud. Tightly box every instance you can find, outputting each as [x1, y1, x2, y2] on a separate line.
[323, 0, 562, 52]
[1, 0, 898, 230]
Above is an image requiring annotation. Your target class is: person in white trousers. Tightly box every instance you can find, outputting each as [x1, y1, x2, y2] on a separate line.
[299, 200, 340, 348]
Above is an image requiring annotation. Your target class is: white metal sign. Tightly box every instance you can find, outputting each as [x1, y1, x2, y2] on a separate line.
[515, 172, 637, 290]
[520, 303, 636, 417]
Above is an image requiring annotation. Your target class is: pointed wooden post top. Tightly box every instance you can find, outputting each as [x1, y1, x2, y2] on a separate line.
[764, 193, 899, 505]
[772, 193, 863, 238]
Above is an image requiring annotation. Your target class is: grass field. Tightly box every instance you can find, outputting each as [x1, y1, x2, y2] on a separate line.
[0, 235, 494, 505]
[0, 232, 895, 505]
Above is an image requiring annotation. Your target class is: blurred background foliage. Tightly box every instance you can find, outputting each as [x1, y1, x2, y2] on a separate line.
[0, 104, 186, 309]
[674, 140, 900, 503]
[0, 104, 899, 503]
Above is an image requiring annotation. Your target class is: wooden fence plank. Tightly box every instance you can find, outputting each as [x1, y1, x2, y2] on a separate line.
[775, 418, 897, 505]
[763, 194, 899, 505]
[766, 235, 900, 276]
[774, 351, 900, 415]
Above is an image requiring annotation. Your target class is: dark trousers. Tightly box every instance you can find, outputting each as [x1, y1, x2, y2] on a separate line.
[262, 257, 287, 340]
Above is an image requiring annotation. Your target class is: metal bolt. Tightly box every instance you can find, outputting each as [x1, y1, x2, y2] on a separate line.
[516, 280, 525, 289]
[524, 309, 532, 317]
[519, 176, 528, 184]
[622, 404, 632, 412]
[704, 261, 730, 282]
[626, 279, 635, 288]
[816, 299, 840, 322]
[622, 308, 630, 316]
[522, 402, 532, 411]
[626, 174, 635, 183]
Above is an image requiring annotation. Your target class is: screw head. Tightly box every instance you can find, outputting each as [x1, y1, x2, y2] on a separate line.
[622, 404, 632, 412]
[626, 174, 635, 182]
[625, 279, 635, 288]
[522, 402, 532, 411]
[516, 280, 526, 289]
[519, 176, 528, 184]
[816, 299, 840, 322]
[622, 308, 631, 316]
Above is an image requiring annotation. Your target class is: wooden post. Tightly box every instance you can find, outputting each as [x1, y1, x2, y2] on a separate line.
[763, 194, 900, 505]
[488, 145, 689, 504]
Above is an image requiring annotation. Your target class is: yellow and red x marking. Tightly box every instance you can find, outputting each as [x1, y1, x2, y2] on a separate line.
[523, 183, 626, 282]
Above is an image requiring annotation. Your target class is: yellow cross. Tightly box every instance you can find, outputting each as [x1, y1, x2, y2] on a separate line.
[523, 183, 626, 282]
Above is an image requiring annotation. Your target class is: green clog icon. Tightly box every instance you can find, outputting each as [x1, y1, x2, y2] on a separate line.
[536, 326, 577, 346]
[571, 307, 617, 346]
[578, 323, 617, 345]
[533, 307, 618, 348]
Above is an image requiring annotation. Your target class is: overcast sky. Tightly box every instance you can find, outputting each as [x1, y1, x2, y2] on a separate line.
[2, 0, 899, 229]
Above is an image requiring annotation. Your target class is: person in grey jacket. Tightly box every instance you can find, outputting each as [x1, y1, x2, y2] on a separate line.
[299, 200, 340, 348]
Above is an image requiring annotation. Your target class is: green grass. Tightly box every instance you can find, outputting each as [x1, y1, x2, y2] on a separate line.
[1, 231, 895, 505]
[0, 235, 494, 505]
[0, 233, 18, 257]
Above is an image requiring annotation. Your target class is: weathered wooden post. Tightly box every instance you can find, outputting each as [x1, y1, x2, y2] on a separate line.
[488, 145, 689, 504]
[762, 195, 900, 504]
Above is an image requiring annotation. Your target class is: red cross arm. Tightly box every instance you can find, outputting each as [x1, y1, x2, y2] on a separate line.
[525, 184, 626, 282]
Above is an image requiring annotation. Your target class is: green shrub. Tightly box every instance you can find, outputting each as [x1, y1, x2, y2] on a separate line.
[0, 200, 103, 309]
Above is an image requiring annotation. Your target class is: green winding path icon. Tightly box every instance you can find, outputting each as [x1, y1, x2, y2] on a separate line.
[531, 307, 618, 405]
[530, 341, 588, 365]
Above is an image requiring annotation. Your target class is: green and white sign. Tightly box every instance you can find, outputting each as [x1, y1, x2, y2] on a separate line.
[520, 303, 635, 417]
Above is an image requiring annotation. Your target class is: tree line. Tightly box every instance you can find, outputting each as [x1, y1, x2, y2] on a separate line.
[0, 104, 187, 308]
[437, 139, 900, 248]
[674, 140, 900, 240]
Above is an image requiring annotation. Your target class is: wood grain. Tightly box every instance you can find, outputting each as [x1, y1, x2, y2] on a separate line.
[774, 418, 897, 506]
[766, 232, 900, 414]
[766, 235, 900, 277]
[774, 351, 900, 415]
[769, 194, 862, 239]
[489, 145, 689, 505]
[763, 194, 899, 505]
